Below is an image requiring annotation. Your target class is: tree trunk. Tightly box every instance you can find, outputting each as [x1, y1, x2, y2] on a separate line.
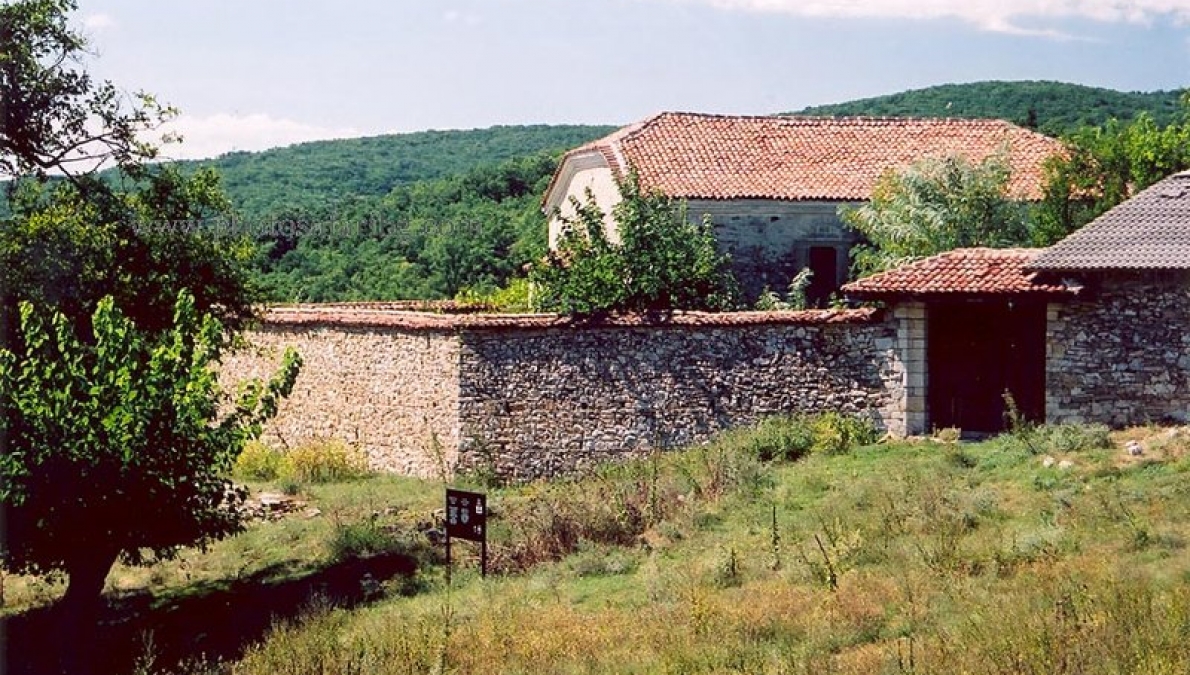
[57, 549, 119, 675]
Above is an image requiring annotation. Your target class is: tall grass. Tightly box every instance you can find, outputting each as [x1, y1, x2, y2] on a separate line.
[152, 421, 1190, 674]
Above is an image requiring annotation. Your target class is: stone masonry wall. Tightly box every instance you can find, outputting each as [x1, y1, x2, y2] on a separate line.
[220, 323, 461, 476]
[455, 314, 901, 480]
[1046, 271, 1190, 426]
[687, 199, 861, 300]
[223, 308, 904, 480]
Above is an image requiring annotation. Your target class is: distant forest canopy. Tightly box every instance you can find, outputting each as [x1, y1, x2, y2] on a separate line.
[791, 81, 1186, 135]
[189, 124, 616, 223]
[252, 151, 563, 302]
[6, 81, 1187, 303]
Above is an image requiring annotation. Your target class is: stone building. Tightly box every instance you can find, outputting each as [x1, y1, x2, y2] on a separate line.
[842, 170, 1190, 433]
[542, 112, 1063, 303]
[1030, 169, 1190, 426]
[224, 173, 1188, 479]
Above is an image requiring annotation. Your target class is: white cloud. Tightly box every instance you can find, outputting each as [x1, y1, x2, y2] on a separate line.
[443, 9, 482, 25]
[82, 13, 117, 32]
[674, 0, 1190, 35]
[150, 113, 361, 161]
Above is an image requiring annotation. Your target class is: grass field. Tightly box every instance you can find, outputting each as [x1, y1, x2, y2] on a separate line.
[8, 419, 1190, 674]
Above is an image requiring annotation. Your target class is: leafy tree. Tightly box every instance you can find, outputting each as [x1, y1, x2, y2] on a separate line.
[1, 0, 257, 346]
[0, 292, 300, 641]
[1033, 109, 1190, 244]
[0, 0, 294, 646]
[0, 0, 172, 182]
[840, 153, 1031, 277]
[253, 153, 560, 303]
[532, 175, 739, 315]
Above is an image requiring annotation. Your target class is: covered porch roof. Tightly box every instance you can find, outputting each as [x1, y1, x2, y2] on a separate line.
[842, 248, 1082, 301]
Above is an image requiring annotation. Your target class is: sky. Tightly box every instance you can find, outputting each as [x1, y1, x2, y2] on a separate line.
[73, 0, 1190, 161]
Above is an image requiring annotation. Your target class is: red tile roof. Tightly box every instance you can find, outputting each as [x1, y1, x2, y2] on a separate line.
[841, 248, 1078, 299]
[259, 305, 882, 332]
[555, 113, 1062, 203]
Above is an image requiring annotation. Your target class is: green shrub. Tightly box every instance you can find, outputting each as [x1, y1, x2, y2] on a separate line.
[1036, 423, 1113, 453]
[328, 517, 401, 562]
[456, 277, 534, 313]
[281, 438, 372, 484]
[810, 412, 879, 455]
[234, 441, 285, 481]
[735, 415, 816, 462]
[726, 413, 879, 463]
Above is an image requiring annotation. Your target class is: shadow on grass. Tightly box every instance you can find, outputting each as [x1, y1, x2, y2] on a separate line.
[2, 551, 419, 675]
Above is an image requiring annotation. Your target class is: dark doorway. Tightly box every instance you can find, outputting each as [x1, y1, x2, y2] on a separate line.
[806, 246, 838, 307]
[927, 301, 1046, 434]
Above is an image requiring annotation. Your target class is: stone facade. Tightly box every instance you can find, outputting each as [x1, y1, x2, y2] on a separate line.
[1045, 271, 1190, 426]
[219, 271, 1190, 481]
[455, 316, 901, 480]
[224, 309, 905, 479]
[547, 184, 860, 302]
[220, 324, 461, 476]
[689, 199, 859, 301]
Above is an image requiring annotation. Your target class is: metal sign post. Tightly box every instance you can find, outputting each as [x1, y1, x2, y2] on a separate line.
[445, 488, 487, 581]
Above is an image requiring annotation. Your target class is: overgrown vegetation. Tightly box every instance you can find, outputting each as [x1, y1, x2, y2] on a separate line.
[235, 438, 373, 484]
[840, 153, 1032, 276]
[532, 174, 740, 315]
[207, 420, 1190, 675]
[11, 415, 1186, 675]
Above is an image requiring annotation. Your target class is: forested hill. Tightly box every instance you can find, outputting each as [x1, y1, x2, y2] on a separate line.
[791, 81, 1185, 135]
[186, 124, 616, 222]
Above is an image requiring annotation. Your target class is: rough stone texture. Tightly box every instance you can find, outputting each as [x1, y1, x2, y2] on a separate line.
[222, 310, 905, 480]
[454, 318, 901, 480]
[220, 325, 461, 477]
[688, 199, 860, 300]
[1046, 271, 1190, 426]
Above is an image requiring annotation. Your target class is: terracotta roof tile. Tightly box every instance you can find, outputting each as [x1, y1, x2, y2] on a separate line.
[842, 248, 1077, 299]
[1030, 170, 1190, 271]
[558, 112, 1062, 202]
[259, 305, 882, 332]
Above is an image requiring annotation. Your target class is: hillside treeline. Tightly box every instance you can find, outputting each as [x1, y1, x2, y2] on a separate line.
[793, 81, 1185, 135]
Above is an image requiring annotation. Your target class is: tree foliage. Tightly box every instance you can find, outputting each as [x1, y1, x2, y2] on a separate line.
[0, 292, 300, 609]
[841, 154, 1031, 277]
[205, 125, 614, 223]
[0, 0, 173, 182]
[0, 0, 291, 635]
[1, 0, 257, 346]
[1033, 108, 1190, 244]
[532, 176, 739, 315]
[252, 153, 560, 302]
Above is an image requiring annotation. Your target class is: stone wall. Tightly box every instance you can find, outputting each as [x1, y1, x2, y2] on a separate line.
[220, 322, 461, 476]
[224, 307, 905, 480]
[1046, 271, 1190, 426]
[454, 312, 901, 480]
[545, 171, 862, 302]
[687, 199, 861, 300]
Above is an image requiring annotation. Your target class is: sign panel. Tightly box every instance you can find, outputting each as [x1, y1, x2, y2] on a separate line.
[445, 488, 486, 543]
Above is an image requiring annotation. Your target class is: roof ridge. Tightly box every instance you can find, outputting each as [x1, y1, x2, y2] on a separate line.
[546, 111, 1062, 205]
